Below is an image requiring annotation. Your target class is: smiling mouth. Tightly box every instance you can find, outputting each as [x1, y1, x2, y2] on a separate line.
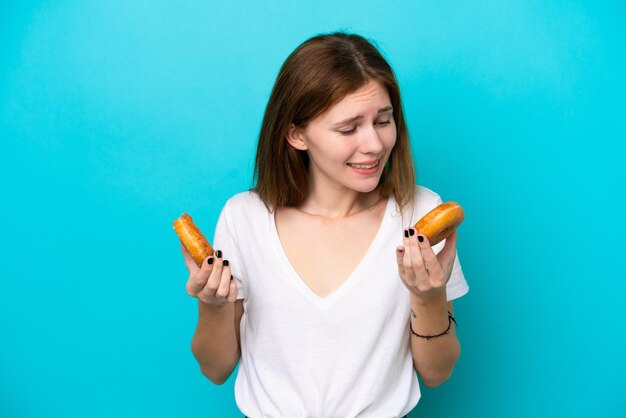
[347, 160, 379, 169]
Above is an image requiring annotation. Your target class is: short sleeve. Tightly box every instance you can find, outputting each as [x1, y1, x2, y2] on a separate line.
[430, 194, 469, 302]
[212, 200, 245, 300]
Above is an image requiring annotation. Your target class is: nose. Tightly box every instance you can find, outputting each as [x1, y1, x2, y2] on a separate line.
[359, 125, 384, 154]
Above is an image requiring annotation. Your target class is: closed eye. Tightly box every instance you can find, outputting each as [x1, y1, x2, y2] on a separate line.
[338, 127, 357, 135]
[338, 119, 392, 135]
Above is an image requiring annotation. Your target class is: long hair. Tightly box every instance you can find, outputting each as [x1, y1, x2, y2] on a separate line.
[253, 32, 416, 213]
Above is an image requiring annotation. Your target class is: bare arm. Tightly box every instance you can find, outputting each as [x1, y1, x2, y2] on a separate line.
[180, 243, 243, 385]
[396, 229, 463, 387]
[409, 297, 460, 387]
[191, 299, 243, 384]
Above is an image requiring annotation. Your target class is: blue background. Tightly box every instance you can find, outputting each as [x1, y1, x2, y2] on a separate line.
[1, 1, 624, 417]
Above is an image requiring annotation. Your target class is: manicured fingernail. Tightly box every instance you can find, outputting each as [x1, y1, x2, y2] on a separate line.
[223, 260, 230, 267]
[418, 235, 424, 243]
[404, 229, 409, 238]
[216, 250, 222, 258]
[409, 228, 415, 236]
[208, 257, 214, 265]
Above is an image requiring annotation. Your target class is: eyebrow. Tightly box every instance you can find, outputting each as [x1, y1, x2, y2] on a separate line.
[332, 106, 394, 127]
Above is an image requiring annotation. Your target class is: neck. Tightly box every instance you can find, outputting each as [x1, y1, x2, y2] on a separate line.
[299, 178, 383, 219]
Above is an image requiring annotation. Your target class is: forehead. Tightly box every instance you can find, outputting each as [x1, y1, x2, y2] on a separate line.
[321, 80, 391, 120]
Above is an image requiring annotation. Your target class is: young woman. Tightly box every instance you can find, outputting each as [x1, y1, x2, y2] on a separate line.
[180, 32, 469, 418]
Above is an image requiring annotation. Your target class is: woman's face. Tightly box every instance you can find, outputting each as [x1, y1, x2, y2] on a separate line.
[289, 80, 397, 195]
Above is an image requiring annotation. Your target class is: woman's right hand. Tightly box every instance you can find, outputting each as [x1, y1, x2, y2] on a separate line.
[180, 242, 239, 309]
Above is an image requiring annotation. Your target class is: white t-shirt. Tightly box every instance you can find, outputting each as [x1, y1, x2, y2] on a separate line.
[212, 185, 469, 418]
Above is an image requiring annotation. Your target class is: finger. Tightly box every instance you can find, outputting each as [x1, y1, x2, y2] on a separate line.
[407, 228, 428, 278]
[415, 231, 444, 282]
[396, 245, 406, 277]
[215, 260, 232, 298]
[437, 231, 459, 278]
[226, 278, 239, 303]
[186, 256, 213, 296]
[200, 249, 224, 298]
[180, 242, 200, 274]
[402, 229, 416, 282]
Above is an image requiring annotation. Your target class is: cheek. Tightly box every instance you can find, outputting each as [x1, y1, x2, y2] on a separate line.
[382, 120, 397, 150]
[385, 130, 397, 152]
[308, 140, 351, 164]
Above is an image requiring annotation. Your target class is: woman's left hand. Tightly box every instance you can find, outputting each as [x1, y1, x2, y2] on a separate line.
[396, 227, 458, 303]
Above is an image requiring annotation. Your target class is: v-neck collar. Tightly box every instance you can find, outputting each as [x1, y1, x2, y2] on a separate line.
[269, 195, 394, 310]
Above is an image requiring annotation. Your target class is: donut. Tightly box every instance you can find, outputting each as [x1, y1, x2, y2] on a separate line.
[413, 202, 465, 246]
[173, 213, 214, 267]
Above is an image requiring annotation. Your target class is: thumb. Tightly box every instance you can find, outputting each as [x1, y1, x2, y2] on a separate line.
[180, 242, 200, 274]
[436, 231, 458, 273]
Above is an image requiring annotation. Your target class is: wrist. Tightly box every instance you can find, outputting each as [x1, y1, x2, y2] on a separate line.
[409, 294, 449, 336]
[410, 292, 447, 308]
[198, 299, 231, 317]
[410, 301, 448, 322]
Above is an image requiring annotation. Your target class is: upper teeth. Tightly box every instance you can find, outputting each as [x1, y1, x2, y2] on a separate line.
[349, 161, 379, 169]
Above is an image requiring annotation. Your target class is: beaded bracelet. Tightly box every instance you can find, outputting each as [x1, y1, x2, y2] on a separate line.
[409, 311, 457, 340]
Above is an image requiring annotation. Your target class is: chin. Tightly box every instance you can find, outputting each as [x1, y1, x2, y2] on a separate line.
[350, 178, 383, 194]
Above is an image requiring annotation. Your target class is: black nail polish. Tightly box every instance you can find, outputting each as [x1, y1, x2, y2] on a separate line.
[418, 235, 424, 243]
[223, 260, 230, 267]
[409, 228, 415, 236]
[208, 257, 214, 265]
[404, 229, 409, 238]
[216, 250, 222, 258]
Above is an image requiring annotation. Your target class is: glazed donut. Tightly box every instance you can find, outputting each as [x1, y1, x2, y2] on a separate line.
[173, 213, 214, 267]
[413, 202, 465, 246]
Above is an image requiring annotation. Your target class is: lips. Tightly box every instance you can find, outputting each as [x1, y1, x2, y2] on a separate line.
[347, 160, 379, 169]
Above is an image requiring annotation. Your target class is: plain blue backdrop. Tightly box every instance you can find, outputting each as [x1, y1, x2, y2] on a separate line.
[1, 1, 624, 417]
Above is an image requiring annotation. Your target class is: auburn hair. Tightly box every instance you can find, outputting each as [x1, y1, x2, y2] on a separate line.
[252, 32, 416, 213]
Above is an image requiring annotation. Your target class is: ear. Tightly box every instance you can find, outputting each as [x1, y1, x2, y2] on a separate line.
[286, 123, 308, 151]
